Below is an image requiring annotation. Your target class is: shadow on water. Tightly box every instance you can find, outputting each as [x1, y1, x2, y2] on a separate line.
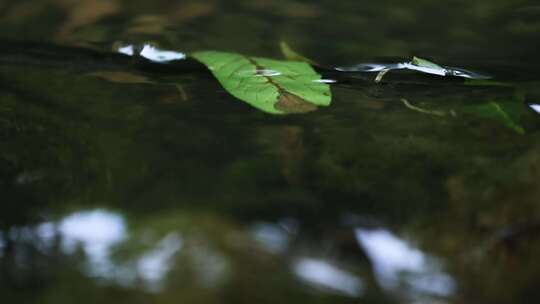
[1, 0, 540, 303]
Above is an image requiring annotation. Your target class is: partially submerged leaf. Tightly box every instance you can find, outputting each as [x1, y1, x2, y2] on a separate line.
[411, 56, 491, 79]
[338, 57, 490, 80]
[409, 56, 447, 76]
[411, 56, 445, 70]
[464, 101, 526, 134]
[191, 51, 331, 114]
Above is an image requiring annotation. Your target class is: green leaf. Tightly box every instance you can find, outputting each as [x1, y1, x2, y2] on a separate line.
[411, 56, 444, 70]
[464, 101, 526, 134]
[191, 51, 331, 114]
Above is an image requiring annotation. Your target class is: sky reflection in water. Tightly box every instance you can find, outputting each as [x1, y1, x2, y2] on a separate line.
[78, 214, 448, 299]
[56, 210, 186, 291]
[27, 210, 232, 292]
[250, 220, 297, 254]
[137, 232, 183, 291]
[529, 103, 540, 114]
[1, 211, 457, 299]
[355, 228, 456, 297]
[117, 44, 186, 62]
[57, 210, 127, 277]
[5, 210, 181, 292]
[293, 258, 364, 297]
[336, 61, 491, 79]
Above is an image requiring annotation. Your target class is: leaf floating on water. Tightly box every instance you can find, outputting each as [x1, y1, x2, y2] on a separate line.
[410, 56, 491, 79]
[408, 56, 448, 76]
[337, 57, 491, 80]
[445, 67, 491, 79]
[411, 56, 444, 70]
[191, 51, 331, 114]
[335, 63, 400, 72]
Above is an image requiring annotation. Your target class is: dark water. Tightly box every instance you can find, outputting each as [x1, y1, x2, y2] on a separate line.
[1, 1, 540, 303]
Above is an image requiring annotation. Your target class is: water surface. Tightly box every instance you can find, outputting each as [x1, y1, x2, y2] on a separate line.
[1, 1, 540, 303]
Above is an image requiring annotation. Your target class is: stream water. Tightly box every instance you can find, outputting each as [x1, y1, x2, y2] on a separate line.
[1, 1, 540, 303]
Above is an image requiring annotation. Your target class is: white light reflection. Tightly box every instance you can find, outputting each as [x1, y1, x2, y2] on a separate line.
[337, 61, 448, 76]
[336, 61, 490, 79]
[59, 210, 127, 277]
[118, 45, 135, 56]
[36, 222, 55, 240]
[529, 103, 540, 114]
[314, 79, 337, 83]
[293, 258, 364, 297]
[117, 44, 186, 62]
[355, 229, 455, 296]
[403, 62, 447, 76]
[137, 232, 183, 291]
[34, 222, 56, 252]
[140, 45, 185, 62]
[251, 222, 290, 254]
[254, 69, 282, 77]
[1, 210, 191, 292]
[336, 63, 401, 72]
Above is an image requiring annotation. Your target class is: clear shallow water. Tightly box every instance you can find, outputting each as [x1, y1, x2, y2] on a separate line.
[1, 1, 540, 303]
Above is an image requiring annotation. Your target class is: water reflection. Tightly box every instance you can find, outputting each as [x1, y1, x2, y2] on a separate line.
[1, 214, 458, 299]
[117, 44, 186, 62]
[137, 233, 183, 291]
[254, 68, 282, 77]
[58, 210, 127, 277]
[55, 211, 191, 291]
[293, 257, 364, 297]
[336, 63, 400, 72]
[140, 45, 186, 62]
[337, 60, 491, 79]
[35, 222, 57, 253]
[355, 228, 456, 297]
[117, 45, 136, 56]
[185, 241, 230, 288]
[250, 220, 297, 254]
[528, 103, 540, 114]
[313, 79, 337, 83]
